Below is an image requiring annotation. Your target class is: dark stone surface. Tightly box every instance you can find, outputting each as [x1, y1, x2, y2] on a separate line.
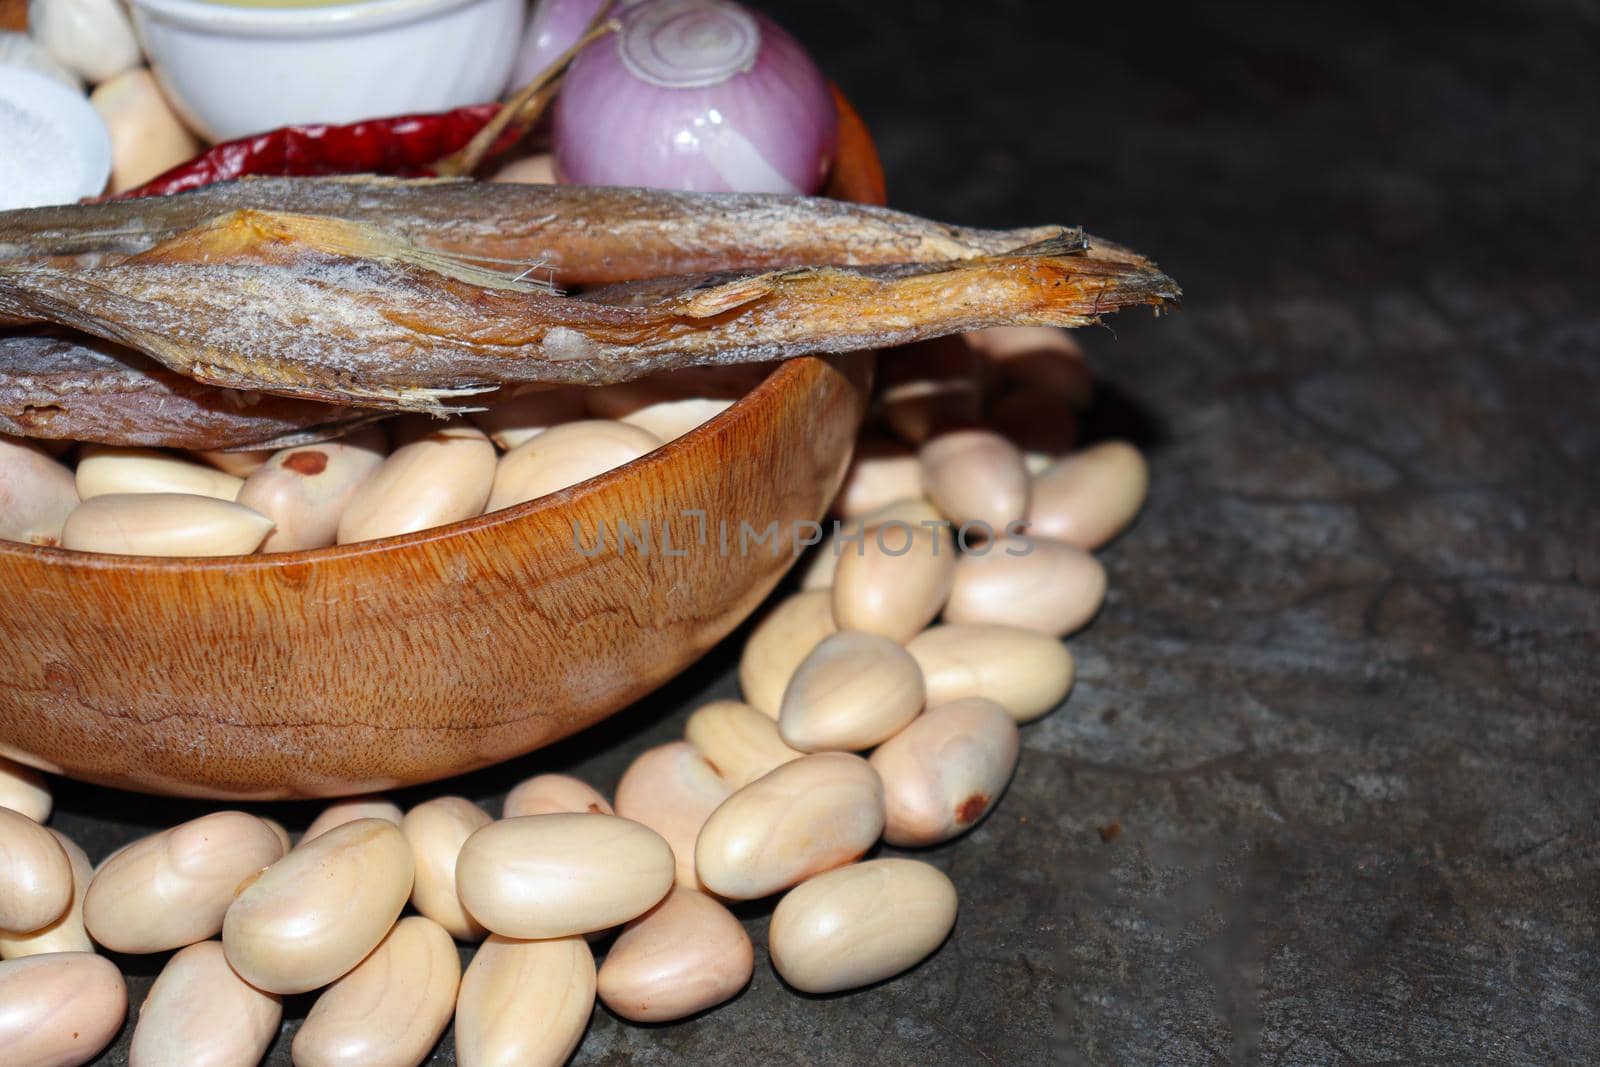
[60, 0, 1598, 1063]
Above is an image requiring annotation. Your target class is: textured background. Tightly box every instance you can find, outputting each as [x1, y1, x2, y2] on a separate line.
[56, 0, 1599, 1063]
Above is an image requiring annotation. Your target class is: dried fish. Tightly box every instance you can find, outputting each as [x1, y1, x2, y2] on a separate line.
[0, 329, 381, 449]
[0, 176, 1119, 285]
[0, 210, 1179, 412]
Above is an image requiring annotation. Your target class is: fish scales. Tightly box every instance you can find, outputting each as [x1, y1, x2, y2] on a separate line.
[0, 210, 1179, 412]
[0, 176, 1101, 285]
[0, 329, 380, 448]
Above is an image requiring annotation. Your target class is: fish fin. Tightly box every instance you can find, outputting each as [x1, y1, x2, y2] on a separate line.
[1003, 229, 1092, 258]
[129, 210, 560, 294]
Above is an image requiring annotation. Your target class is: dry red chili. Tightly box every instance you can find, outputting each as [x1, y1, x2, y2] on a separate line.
[111, 104, 517, 200]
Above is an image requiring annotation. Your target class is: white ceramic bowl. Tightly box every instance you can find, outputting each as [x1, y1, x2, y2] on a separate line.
[128, 0, 526, 142]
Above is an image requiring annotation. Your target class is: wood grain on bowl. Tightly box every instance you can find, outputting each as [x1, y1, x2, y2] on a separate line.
[0, 93, 883, 799]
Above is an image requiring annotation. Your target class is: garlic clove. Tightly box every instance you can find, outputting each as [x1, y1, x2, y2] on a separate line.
[0, 31, 83, 91]
[27, 0, 142, 85]
[0, 434, 78, 547]
[61, 493, 274, 557]
[90, 68, 199, 194]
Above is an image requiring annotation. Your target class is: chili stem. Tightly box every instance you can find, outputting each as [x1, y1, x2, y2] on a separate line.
[433, 4, 623, 178]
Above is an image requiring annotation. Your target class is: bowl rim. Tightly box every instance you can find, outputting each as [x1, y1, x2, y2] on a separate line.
[127, 0, 499, 37]
[0, 86, 884, 573]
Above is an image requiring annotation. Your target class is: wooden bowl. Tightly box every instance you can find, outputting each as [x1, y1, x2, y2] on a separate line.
[0, 91, 884, 799]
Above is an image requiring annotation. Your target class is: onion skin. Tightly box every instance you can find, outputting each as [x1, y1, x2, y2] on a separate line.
[554, 0, 837, 194]
[508, 0, 618, 92]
